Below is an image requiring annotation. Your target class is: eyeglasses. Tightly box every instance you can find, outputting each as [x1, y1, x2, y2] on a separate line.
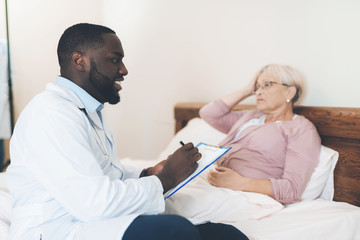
[254, 81, 289, 92]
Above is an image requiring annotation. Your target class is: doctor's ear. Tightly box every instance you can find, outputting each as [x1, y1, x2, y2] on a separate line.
[71, 52, 88, 71]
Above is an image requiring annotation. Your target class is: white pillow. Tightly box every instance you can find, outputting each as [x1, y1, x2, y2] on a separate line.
[301, 145, 339, 201]
[157, 118, 226, 161]
[158, 118, 339, 201]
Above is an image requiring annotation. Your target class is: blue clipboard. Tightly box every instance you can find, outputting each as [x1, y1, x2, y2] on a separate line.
[164, 142, 231, 200]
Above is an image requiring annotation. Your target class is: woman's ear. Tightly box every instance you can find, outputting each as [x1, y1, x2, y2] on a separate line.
[71, 52, 88, 72]
[287, 86, 297, 101]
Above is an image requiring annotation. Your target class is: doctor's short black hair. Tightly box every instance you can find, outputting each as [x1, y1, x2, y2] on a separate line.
[57, 23, 115, 69]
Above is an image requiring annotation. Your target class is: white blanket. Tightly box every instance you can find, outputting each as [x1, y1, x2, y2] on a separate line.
[164, 165, 284, 222]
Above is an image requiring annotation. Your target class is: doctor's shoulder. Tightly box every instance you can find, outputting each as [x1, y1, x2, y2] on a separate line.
[18, 86, 84, 127]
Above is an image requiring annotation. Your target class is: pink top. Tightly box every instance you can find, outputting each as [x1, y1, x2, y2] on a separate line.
[199, 99, 321, 203]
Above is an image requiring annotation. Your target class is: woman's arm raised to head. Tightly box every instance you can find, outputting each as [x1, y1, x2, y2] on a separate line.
[220, 77, 257, 109]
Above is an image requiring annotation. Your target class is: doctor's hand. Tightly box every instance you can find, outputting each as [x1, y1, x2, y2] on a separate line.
[156, 142, 201, 193]
[140, 160, 166, 177]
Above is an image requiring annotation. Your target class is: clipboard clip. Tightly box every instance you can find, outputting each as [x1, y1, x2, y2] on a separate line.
[205, 143, 221, 148]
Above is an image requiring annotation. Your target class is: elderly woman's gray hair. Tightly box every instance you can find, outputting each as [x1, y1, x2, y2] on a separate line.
[256, 64, 305, 104]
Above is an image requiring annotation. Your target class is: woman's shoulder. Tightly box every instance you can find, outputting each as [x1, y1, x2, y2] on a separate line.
[293, 114, 317, 129]
[280, 114, 319, 138]
[278, 115, 321, 147]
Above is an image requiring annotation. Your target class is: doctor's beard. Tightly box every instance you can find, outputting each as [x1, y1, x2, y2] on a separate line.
[89, 60, 121, 105]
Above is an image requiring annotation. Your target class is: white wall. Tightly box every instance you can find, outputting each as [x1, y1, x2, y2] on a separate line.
[103, 0, 360, 159]
[3, 0, 103, 160]
[0, 1, 6, 39]
[5, 0, 360, 161]
[7, 0, 103, 114]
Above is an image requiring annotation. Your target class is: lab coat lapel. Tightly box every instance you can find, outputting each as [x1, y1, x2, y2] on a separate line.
[77, 108, 122, 170]
[102, 119, 114, 147]
[47, 83, 109, 151]
[87, 111, 119, 169]
[87, 111, 103, 130]
[47, 83, 121, 168]
[87, 111, 109, 152]
[95, 111, 122, 169]
[92, 111, 114, 150]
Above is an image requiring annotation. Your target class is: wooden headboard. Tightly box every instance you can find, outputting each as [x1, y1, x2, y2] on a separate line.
[174, 102, 360, 207]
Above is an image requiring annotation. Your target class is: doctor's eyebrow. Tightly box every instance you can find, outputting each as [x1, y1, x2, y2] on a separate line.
[111, 51, 124, 58]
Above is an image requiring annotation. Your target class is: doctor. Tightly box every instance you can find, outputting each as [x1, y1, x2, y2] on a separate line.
[7, 23, 247, 240]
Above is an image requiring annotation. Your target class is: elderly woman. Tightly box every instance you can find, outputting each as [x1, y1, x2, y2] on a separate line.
[200, 64, 321, 204]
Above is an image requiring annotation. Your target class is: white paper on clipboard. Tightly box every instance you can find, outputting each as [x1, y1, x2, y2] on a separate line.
[164, 142, 231, 200]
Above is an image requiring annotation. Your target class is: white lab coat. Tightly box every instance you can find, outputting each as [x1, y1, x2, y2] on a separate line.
[6, 83, 165, 240]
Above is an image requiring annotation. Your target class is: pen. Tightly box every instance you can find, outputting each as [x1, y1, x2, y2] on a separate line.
[180, 140, 185, 146]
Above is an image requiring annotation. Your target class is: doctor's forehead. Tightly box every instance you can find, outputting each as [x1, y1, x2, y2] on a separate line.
[101, 34, 124, 54]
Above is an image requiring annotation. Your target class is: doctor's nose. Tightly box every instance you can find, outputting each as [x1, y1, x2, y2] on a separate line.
[119, 63, 128, 76]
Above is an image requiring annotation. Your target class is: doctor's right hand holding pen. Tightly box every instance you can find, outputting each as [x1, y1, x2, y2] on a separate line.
[153, 142, 201, 193]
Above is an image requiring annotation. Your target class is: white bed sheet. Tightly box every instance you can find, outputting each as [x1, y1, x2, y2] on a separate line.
[234, 199, 360, 240]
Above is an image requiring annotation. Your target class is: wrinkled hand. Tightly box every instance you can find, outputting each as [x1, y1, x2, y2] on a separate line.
[207, 166, 247, 191]
[156, 142, 201, 193]
[244, 75, 258, 96]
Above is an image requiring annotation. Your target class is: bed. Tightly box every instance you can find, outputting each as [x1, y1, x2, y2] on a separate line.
[1, 103, 360, 240]
[166, 102, 360, 240]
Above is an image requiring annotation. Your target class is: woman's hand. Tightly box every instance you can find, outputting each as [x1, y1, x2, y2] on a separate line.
[208, 166, 274, 198]
[244, 75, 258, 96]
[207, 166, 248, 191]
[220, 76, 258, 109]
